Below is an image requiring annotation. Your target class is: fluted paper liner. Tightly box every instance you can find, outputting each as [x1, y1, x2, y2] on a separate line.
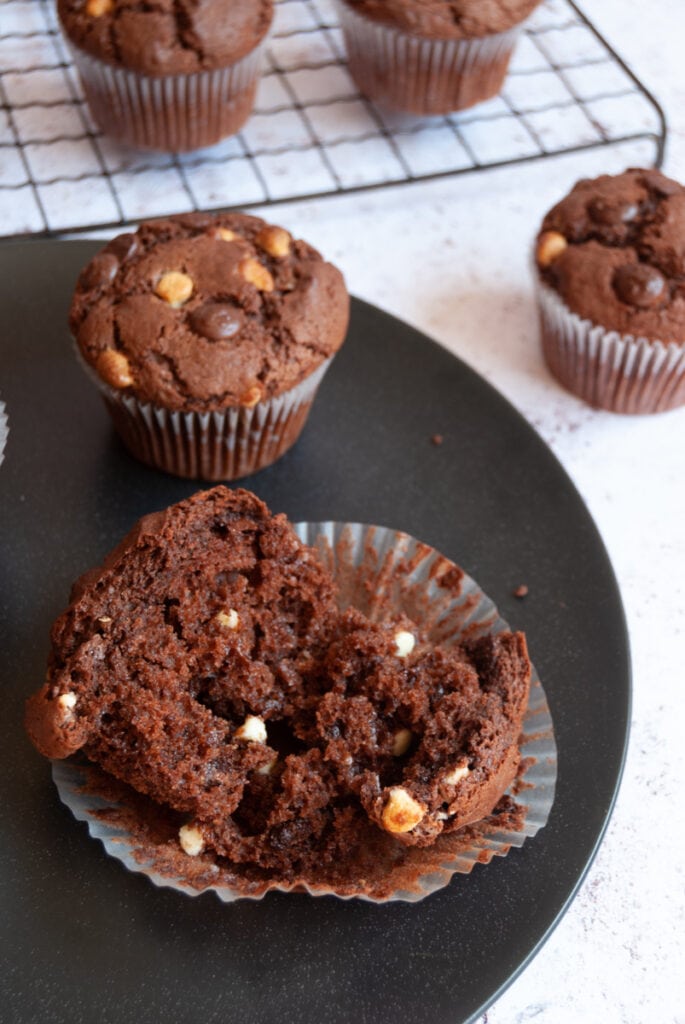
[334, 0, 523, 114]
[538, 279, 685, 413]
[53, 522, 557, 903]
[0, 402, 7, 466]
[77, 348, 333, 480]
[67, 41, 264, 151]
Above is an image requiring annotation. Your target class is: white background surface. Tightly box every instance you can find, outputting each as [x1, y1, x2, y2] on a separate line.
[4, 1, 684, 1020]
[263, 4, 685, 1021]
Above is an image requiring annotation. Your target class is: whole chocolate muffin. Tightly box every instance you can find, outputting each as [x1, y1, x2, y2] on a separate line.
[71, 212, 349, 479]
[535, 168, 685, 413]
[26, 487, 531, 896]
[57, 0, 273, 150]
[334, 0, 541, 114]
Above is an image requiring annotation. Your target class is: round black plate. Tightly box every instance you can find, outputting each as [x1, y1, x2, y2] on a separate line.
[0, 241, 630, 1024]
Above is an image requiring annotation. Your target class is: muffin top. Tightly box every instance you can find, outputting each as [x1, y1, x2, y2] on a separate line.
[70, 212, 349, 412]
[536, 168, 685, 340]
[340, 0, 540, 39]
[57, 0, 273, 75]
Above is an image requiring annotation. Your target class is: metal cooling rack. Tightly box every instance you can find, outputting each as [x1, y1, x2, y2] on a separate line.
[0, 0, 667, 237]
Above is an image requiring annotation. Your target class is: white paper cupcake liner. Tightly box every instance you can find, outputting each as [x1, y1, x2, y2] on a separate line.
[0, 402, 7, 466]
[53, 522, 557, 904]
[333, 0, 522, 114]
[67, 40, 264, 151]
[77, 347, 332, 480]
[537, 279, 685, 414]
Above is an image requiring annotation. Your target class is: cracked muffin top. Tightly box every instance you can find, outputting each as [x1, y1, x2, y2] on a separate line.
[535, 168, 685, 340]
[340, 0, 540, 39]
[70, 212, 349, 412]
[57, 0, 273, 74]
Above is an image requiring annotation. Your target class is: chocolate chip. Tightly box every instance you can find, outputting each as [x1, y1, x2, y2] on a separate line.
[190, 302, 245, 340]
[105, 232, 138, 262]
[640, 170, 682, 197]
[588, 197, 637, 226]
[612, 263, 666, 308]
[80, 253, 119, 290]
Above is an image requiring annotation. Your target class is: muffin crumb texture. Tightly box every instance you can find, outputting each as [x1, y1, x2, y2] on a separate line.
[26, 488, 531, 898]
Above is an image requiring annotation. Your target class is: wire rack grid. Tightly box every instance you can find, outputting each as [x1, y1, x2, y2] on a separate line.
[0, 0, 667, 238]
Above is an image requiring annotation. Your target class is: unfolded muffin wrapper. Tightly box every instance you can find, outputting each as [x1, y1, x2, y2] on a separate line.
[0, 401, 7, 466]
[537, 279, 685, 414]
[53, 522, 557, 904]
[77, 348, 333, 480]
[333, 0, 523, 114]
[66, 40, 265, 151]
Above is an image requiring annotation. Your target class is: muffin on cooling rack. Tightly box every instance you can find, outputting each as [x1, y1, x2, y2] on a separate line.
[69, 212, 349, 479]
[57, 0, 273, 151]
[535, 167, 685, 414]
[333, 0, 541, 115]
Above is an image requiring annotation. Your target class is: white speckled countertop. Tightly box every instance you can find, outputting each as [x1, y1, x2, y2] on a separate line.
[4, 0, 683, 1019]
[265, 3, 685, 1020]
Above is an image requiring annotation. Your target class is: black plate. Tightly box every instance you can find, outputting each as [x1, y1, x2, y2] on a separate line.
[0, 241, 630, 1024]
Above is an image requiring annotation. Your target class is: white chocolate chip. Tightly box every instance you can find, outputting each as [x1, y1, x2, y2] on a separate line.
[391, 728, 412, 757]
[536, 230, 568, 268]
[215, 609, 239, 630]
[178, 824, 205, 856]
[443, 763, 470, 786]
[96, 348, 134, 390]
[239, 257, 274, 292]
[155, 271, 194, 307]
[57, 692, 77, 712]
[85, 0, 113, 15]
[97, 615, 112, 626]
[381, 787, 425, 834]
[256, 226, 291, 259]
[393, 630, 415, 658]
[256, 755, 278, 776]
[235, 715, 267, 743]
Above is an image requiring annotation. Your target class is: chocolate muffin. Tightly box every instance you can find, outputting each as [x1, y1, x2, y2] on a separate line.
[57, 0, 273, 150]
[333, 0, 541, 115]
[26, 487, 532, 895]
[535, 168, 685, 413]
[70, 212, 349, 479]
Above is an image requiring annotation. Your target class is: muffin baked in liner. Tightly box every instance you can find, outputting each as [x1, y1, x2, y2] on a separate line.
[66, 41, 265, 151]
[0, 401, 7, 466]
[333, 0, 529, 115]
[52, 521, 557, 904]
[58, 0, 272, 151]
[537, 277, 685, 414]
[69, 213, 349, 480]
[77, 348, 332, 480]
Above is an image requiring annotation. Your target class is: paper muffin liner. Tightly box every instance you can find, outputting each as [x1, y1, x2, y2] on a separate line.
[0, 401, 7, 466]
[333, 0, 523, 114]
[66, 40, 265, 151]
[537, 278, 685, 414]
[52, 521, 557, 904]
[77, 348, 333, 480]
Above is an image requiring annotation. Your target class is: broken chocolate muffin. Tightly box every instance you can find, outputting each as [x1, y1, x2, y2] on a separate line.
[26, 487, 531, 892]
